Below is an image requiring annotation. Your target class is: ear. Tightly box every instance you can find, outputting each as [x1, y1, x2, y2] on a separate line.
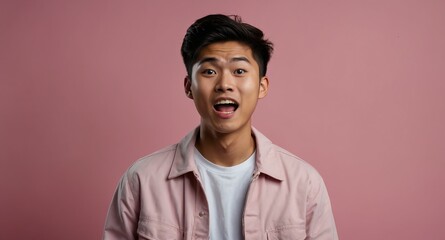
[184, 76, 193, 99]
[258, 76, 269, 99]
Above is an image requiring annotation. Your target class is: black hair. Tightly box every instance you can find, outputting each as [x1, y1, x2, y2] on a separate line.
[181, 14, 273, 78]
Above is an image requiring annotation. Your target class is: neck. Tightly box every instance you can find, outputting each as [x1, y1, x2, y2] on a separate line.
[196, 125, 255, 167]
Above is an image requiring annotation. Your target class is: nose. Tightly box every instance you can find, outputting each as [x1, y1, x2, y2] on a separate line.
[215, 71, 234, 92]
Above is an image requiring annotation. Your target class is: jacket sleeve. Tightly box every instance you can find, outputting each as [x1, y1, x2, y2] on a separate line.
[305, 171, 339, 240]
[103, 169, 140, 240]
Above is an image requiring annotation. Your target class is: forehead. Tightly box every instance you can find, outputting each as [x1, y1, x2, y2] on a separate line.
[196, 41, 257, 65]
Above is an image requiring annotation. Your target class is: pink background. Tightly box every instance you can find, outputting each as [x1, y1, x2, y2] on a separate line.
[1, 0, 444, 239]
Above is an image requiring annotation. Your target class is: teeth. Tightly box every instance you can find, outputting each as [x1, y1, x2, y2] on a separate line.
[215, 99, 236, 105]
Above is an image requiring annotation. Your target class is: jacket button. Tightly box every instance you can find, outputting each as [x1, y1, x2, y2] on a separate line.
[198, 211, 206, 217]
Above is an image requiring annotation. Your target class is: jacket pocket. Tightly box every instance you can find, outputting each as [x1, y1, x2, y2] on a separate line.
[266, 224, 306, 240]
[137, 218, 183, 240]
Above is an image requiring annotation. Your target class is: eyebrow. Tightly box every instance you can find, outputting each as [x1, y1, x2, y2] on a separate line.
[231, 56, 251, 64]
[197, 56, 251, 65]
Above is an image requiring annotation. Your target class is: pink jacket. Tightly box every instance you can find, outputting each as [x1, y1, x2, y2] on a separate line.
[104, 128, 338, 239]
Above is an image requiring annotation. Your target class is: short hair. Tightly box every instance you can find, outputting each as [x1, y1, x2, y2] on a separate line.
[181, 14, 274, 78]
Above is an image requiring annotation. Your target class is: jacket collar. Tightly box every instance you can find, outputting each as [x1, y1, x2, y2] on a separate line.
[168, 127, 285, 181]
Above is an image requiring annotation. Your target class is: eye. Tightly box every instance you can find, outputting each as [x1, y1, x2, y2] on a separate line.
[234, 69, 246, 75]
[202, 69, 217, 75]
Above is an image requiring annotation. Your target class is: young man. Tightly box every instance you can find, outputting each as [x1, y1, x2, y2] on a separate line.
[104, 14, 338, 240]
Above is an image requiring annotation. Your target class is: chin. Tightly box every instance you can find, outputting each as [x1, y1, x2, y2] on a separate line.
[212, 121, 250, 135]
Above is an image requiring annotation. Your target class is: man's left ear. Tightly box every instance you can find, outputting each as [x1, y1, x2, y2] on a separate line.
[258, 76, 269, 99]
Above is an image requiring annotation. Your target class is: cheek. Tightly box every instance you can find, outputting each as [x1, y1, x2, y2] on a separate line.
[189, 83, 201, 102]
[191, 82, 211, 107]
[192, 79, 212, 93]
[239, 80, 260, 96]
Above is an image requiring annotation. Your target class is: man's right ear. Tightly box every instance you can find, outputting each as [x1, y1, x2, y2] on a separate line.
[184, 76, 193, 99]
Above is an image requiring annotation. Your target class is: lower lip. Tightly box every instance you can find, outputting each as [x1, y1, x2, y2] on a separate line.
[213, 108, 235, 119]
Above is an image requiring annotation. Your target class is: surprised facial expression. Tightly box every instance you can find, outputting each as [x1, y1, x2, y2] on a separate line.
[185, 41, 269, 135]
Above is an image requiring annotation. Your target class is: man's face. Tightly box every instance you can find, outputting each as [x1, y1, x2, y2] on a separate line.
[185, 41, 269, 135]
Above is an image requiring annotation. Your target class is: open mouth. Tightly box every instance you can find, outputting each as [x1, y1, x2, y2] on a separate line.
[213, 99, 239, 113]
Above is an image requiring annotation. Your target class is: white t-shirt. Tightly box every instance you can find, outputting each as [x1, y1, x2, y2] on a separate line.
[194, 148, 255, 240]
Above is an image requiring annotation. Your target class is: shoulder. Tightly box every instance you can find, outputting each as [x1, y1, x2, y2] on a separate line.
[272, 144, 325, 183]
[253, 127, 324, 183]
[125, 144, 179, 180]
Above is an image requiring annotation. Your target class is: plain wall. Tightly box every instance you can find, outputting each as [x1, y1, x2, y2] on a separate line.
[1, 0, 444, 239]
